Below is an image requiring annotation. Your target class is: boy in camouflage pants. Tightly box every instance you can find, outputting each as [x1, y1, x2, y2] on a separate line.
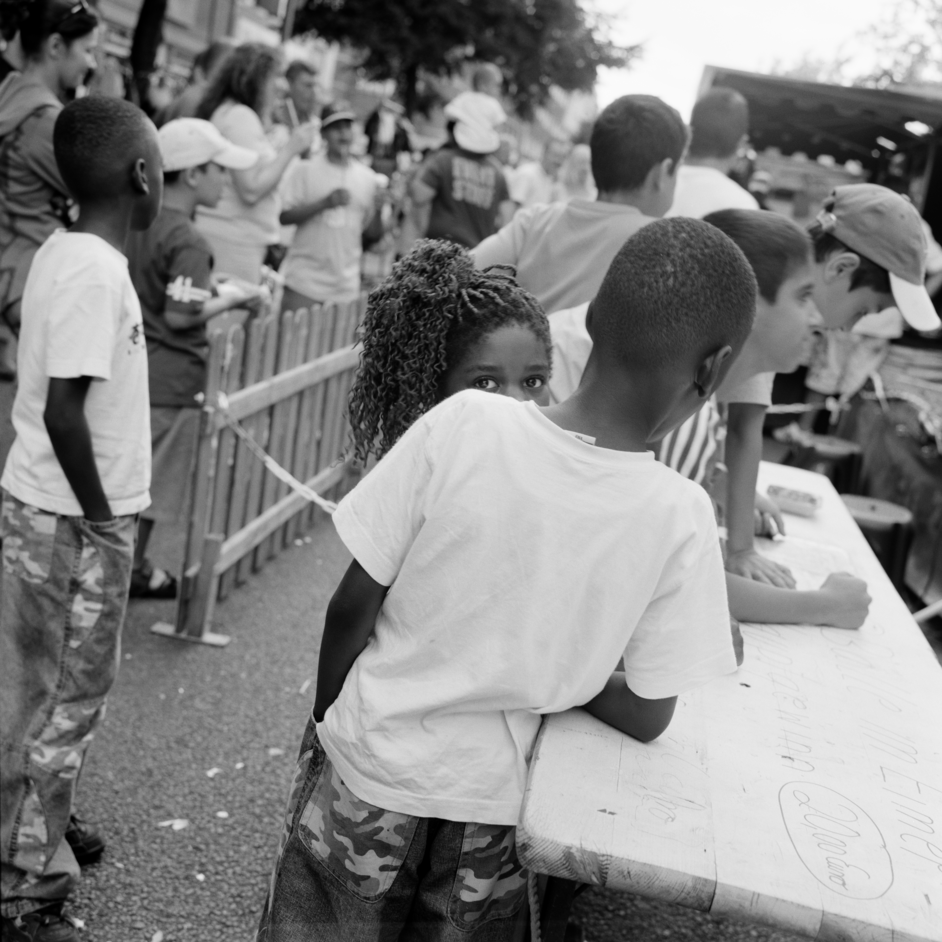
[1, 98, 161, 942]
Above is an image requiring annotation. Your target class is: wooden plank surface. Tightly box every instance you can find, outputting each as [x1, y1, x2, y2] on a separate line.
[206, 325, 244, 603]
[257, 310, 297, 565]
[236, 314, 279, 584]
[518, 463, 942, 942]
[219, 316, 266, 597]
[287, 307, 321, 543]
[273, 307, 309, 551]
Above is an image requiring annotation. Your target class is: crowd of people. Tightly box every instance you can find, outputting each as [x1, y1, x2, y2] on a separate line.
[1, 1, 941, 939]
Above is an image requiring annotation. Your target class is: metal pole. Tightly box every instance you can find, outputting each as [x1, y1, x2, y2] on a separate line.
[282, 0, 299, 41]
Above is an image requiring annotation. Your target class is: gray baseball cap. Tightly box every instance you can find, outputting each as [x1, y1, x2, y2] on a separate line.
[816, 184, 939, 332]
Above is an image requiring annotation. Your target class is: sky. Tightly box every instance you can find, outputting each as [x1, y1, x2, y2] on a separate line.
[593, 0, 893, 118]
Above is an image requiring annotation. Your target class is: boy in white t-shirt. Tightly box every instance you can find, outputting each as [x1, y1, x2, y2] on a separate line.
[257, 219, 756, 941]
[0, 98, 162, 941]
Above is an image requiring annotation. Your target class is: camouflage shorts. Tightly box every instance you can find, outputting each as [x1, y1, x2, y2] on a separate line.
[257, 715, 529, 942]
[1, 492, 135, 916]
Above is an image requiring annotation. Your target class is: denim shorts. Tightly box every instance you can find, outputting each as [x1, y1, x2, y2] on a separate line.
[257, 714, 529, 942]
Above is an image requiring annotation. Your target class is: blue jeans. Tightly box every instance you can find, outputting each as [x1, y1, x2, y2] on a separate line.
[257, 715, 529, 942]
[0, 493, 135, 916]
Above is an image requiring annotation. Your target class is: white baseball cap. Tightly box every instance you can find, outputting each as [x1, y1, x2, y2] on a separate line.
[816, 184, 940, 332]
[444, 92, 502, 155]
[159, 118, 259, 173]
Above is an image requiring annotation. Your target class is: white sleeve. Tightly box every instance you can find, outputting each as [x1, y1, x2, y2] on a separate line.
[622, 489, 737, 699]
[716, 371, 774, 406]
[331, 414, 437, 586]
[46, 280, 120, 380]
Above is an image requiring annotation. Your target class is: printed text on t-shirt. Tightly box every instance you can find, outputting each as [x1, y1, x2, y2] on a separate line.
[451, 157, 498, 209]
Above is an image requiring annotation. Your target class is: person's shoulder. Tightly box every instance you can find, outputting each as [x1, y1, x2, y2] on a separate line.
[44, 232, 125, 275]
[719, 176, 759, 209]
[425, 390, 526, 436]
[430, 389, 513, 420]
[655, 463, 717, 524]
[213, 101, 261, 132]
[352, 158, 379, 182]
[518, 199, 568, 229]
[164, 210, 213, 255]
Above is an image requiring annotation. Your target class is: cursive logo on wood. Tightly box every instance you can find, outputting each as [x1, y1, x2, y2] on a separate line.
[779, 782, 893, 899]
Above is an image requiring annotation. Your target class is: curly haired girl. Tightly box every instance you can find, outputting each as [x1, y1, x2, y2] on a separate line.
[348, 238, 552, 463]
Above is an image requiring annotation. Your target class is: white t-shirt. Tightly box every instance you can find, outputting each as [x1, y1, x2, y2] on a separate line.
[2, 231, 151, 516]
[717, 371, 775, 407]
[280, 154, 377, 302]
[472, 200, 655, 314]
[666, 164, 759, 219]
[508, 161, 555, 210]
[320, 392, 736, 825]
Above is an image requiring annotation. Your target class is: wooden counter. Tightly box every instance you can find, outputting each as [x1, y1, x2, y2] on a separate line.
[518, 463, 942, 942]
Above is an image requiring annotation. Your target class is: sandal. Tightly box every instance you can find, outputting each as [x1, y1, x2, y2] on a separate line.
[130, 559, 178, 599]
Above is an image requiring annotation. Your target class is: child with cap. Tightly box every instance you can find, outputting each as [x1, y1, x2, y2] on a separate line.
[256, 218, 754, 940]
[125, 117, 263, 597]
[810, 183, 938, 333]
[410, 92, 512, 248]
[0, 96, 162, 942]
[279, 102, 382, 312]
[803, 183, 940, 414]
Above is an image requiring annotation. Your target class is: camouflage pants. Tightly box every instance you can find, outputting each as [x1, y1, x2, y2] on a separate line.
[0, 492, 134, 917]
[257, 715, 529, 942]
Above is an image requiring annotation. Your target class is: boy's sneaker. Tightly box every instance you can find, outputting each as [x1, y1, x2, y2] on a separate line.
[1, 905, 80, 942]
[129, 560, 177, 599]
[64, 815, 104, 866]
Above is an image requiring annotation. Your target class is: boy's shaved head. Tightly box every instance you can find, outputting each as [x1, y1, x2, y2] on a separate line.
[54, 97, 158, 203]
[592, 218, 757, 369]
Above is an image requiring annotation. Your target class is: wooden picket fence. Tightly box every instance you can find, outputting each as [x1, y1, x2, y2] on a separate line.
[151, 296, 365, 646]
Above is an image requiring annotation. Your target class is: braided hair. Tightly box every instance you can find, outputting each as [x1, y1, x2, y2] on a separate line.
[348, 239, 551, 463]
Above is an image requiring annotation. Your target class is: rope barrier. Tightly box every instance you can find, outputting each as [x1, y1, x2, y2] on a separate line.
[206, 393, 338, 514]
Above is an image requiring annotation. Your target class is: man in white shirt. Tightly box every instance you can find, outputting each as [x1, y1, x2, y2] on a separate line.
[508, 138, 571, 211]
[666, 88, 758, 219]
[279, 103, 379, 310]
[472, 95, 688, 314]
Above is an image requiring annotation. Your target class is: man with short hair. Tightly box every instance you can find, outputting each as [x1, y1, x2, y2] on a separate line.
[278, 60, 319, 128]
[472, 95, 688, 313]
[278, 103, 380, 310]
[508, 138, 571, 211]
[666, 88, 758, 218]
